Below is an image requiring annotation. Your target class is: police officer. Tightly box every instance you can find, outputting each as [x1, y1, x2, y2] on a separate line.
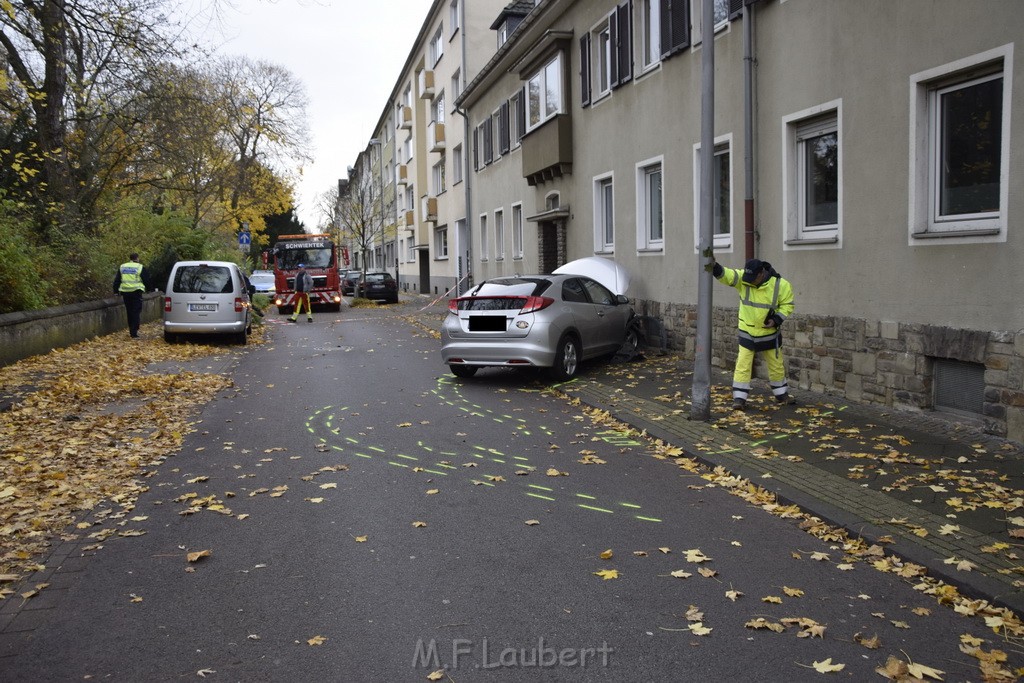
[113, 252, 152, 338]
[707, 257, 796, 410]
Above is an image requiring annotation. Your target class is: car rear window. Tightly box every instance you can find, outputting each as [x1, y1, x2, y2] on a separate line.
[173, 265, 233, 294]
[455, 278, 551, 311]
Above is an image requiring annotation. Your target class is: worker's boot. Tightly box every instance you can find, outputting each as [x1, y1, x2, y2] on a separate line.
[776, 392, 796, 405]
[731, 398, 746, 411]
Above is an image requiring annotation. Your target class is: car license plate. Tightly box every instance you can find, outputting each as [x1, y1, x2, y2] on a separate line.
[469, 316, 506, 332]
[190, 303, 217, 312]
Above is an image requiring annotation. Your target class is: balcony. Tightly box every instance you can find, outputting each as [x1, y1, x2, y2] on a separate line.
[428, 122, 445, 153]
[396, 164, 408, 187]
[404, 209, 415, 227]
[397, 105, 412, 129]
[418, 70, 435, 98]
[421, 196, 438, 223]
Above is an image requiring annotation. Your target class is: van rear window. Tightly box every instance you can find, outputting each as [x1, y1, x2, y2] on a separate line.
[173, 265, 233, 294]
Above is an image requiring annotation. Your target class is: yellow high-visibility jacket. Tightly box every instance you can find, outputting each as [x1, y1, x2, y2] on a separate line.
[117, 261, 146, 293]
[716, 266, 794, 339]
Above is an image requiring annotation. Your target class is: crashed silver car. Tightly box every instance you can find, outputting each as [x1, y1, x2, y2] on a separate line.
[440, 258, 638, 380]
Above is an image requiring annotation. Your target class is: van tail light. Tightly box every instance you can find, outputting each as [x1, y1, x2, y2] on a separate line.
[164, 297, 172, 312]
[234, 298, 244, 312]
[520, 296, 555, 314]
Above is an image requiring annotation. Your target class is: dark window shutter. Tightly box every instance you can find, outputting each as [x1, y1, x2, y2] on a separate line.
[579, 33, 591, 106]
[483, 118, 493, 165]
[729, 0, 747, 20]
[661, 0, 690, 59]
[499, 101, 511, 155]
[515, 90, 526, 141]
[472, 126, 479, 171]
[609, 10, 619, 87]
[613, 1, 632, 88]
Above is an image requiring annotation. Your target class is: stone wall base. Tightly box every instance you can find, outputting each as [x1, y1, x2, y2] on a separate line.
[636, 299, 1023, 444]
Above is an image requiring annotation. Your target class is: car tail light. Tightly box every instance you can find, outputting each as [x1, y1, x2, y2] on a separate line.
[448, 299, 461, 314]
[234, 298, 244, 312]
[164, 297, 172, 312]
[520, 296, 554, 314]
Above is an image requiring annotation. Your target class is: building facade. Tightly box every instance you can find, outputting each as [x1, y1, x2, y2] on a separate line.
[452, 0, 1024, 440]
[339, 0, 514, 298]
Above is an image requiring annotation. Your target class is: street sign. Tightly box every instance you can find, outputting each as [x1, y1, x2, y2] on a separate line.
[239, 230, 251, 253]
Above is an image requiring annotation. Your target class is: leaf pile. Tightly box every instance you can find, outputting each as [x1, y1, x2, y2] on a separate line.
[0, 325, 237, 590]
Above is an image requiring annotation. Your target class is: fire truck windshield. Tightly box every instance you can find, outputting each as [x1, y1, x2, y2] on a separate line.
[276, 244, 333, 270]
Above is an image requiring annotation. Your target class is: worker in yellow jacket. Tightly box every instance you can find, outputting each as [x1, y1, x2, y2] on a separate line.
[113, 252, 152, 339]
[708, 257, 796, 411]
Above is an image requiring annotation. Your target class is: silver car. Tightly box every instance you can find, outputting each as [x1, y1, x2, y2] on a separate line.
[163, 261, 252, 345]
[441, 269, 637, 380]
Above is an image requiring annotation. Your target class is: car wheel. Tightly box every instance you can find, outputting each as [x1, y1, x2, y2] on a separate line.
[163, 330, 177, 344]
[388, 295, 399, 304]
[450, 364, 478, 378]
[549, 334, 580, 381]
[619, 320, 641, 360]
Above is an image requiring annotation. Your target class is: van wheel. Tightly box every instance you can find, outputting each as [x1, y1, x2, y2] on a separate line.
[164, 330, 177, 344]
[234, 331, 247, 345]
[549, 334, 580, 381]
[450, 365, 477, 378]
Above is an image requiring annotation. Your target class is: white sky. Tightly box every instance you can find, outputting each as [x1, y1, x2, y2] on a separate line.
[186, 0, 432, 230]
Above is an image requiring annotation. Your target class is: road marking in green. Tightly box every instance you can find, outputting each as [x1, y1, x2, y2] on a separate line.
[619, 502, 642, 509]
[389, 461, 409, 469]
[635, 515, 662, 523]
[575, 494, 597, 500]
[394, 453, 418, 461]
[578, 504, 614, 514]
[435, 463, 458, 470]
[490, 458, 506, 464]
[421, 468, 449, 476]
[526, 492, 556, 502]
[528, 485, 554, 492]
[345, 437, 359, 444]
[369, 445, 386, 453]
[354, 452, 372, 459]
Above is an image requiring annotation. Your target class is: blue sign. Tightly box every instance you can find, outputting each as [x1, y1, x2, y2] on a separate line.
[238, 231, 251, 246]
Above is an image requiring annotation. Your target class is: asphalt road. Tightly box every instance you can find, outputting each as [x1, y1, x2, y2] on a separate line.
[2, 303, 1012, 681]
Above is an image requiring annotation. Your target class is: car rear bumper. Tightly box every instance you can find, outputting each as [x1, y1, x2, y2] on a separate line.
[440, 325, 558, 368]
[164, 320, 247, 334]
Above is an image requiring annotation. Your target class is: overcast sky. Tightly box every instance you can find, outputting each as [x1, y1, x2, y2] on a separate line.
[185, 0, 431, 230]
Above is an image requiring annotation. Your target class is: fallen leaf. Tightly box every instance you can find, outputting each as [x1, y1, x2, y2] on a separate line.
[307, 635, 327, 646]
[688, 622, 712, 636]
[412, 521, 427, 528]
[525, 520, 540, 526]
[187, 549, 211, 563]
[600, 549, 614, 560]
[811, 658, 845, 673]
[593, 569, 619, 580]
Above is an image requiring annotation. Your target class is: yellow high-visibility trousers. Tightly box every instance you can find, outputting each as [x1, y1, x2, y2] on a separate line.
[732, 345, 788, 401]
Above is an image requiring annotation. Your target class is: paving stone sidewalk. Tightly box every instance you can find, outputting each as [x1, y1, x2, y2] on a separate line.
[562, 353, 1024, 615]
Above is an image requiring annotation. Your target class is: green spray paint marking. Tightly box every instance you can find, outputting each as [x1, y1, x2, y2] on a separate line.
[526, 492, 556, 502]
[528, 485, 554, 492]
[619, 502, 642, 509]
[578, 504, 614, 514]
[575, 494, 597, 500]
[394, 453, 418, 461]
[635, 516, 662, 523]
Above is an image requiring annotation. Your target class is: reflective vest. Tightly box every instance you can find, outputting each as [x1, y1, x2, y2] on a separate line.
[118, 261, 146, 293]
[716, 266, 794, 339]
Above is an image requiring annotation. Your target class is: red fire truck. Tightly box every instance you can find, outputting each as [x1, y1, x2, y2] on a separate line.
[271, 234, 344, 313]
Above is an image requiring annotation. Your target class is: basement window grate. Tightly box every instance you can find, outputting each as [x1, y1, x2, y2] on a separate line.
[932, 358, 985, 416]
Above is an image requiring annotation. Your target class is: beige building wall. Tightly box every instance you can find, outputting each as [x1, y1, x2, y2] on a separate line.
[459, 0, 1024, 440]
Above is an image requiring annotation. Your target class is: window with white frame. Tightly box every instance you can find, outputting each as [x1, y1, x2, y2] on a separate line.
[449, 0, 460, 36]
[405, 186, 415, 215]
[910, 45, 1010, 241]
[403, 85, 413, 108]
[435, 226, 449, 259]
[406, 236, 416, 262]
[479, 214, 489, 260]
[783, 102, 841, 245]
[451, 69, 462, 101]
[432, 158, 446, 195]
[713, 0, 729, 30]
[509, 92, 523, 147]
[491, 110, 502, 160]
[403, 136, 413, 165]
[526, 53, 563, 132]
[637, 158, 664, 250]
[596, 20, 612, 98]
[512, 203, 523, 259]
[452, 144, 463, 184]
[494, 209, 505, 260]
[640, 0, 661, 70]
[693, 137, 733, 250]
[432, 92, 445, 124]
[594, 174, 614, 252]
[430, 26, 444, 66]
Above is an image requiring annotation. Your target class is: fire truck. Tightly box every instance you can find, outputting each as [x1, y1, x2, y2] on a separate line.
[270, 234, 344, 313]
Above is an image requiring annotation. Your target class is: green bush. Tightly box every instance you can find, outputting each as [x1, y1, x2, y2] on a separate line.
[0, 204, 49, 313]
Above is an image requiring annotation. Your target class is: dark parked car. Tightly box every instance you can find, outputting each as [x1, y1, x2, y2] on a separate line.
[342, 271, 364, 296]
[440, 259, 637, 381]
[356, 272, 399, 304]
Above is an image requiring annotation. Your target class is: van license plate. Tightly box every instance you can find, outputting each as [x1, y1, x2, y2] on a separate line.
[190, 304, 217, 312]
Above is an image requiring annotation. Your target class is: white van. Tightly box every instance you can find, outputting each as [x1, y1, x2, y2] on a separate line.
[163, 261, 253, 344]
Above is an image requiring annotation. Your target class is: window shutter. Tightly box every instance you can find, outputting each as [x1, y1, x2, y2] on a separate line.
[613, 1, 633, 88]
[609, 11, 620, 88]
[729, 0, 750, 20]
[483, 117, 493, 165]
[661, 0, 690, 59]
[499, 101, 511, 155]
[472, 125, 479, 170]
[515, 89, 526, 141]
[579, 33, 591, 106]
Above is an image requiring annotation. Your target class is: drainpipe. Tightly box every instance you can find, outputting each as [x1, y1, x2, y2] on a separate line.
[743, 2, 756, 260]
[455, 0, 472, 296]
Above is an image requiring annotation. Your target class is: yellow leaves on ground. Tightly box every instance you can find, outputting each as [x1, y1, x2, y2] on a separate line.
[426, 670, 446, 681]
[599, 549, 614, 560]
[186, 549, 211, 563]
[412, 521, 427, 528]
[353, 535, 368, 543]
[307, 635, 328, 646]
[876, 655, 945, 681]
[593, 569, 619, 580]
[688, 622, 712, 636]
[0, 329, 234, 582]
[810, 658, 845, 673]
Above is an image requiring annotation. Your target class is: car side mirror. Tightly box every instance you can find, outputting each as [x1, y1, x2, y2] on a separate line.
[615, 294, 629, 305]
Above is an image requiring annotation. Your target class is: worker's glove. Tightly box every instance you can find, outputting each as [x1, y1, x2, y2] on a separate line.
[703, 256, 716, 273]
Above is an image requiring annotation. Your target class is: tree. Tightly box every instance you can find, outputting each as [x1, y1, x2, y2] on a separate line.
[0, 0, 191, 235]
[336, 153, 394, 278]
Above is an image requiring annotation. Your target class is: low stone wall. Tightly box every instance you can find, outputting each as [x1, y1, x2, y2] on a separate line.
[636, 298, 1024, 443]
[0, 293, 164, 367]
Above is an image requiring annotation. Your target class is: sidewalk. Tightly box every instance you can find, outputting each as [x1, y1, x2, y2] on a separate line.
[562, 352, 1024, 615]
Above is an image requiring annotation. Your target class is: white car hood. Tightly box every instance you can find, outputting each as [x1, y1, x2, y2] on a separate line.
[553, 257, 631, 295]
